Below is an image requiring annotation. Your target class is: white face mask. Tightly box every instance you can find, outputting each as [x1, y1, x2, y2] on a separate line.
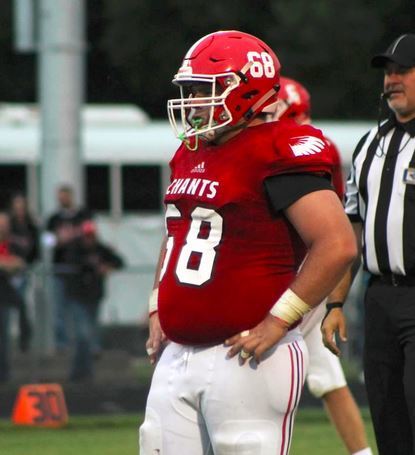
[167, 73, 240, 142]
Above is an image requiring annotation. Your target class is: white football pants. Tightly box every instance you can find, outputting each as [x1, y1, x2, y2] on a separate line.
[139, 328, 307, 455]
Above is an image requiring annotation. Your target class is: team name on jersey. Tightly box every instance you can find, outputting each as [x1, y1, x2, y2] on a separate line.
[166, 178, 219, 199]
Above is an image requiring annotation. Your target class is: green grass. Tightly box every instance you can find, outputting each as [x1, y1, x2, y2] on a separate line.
[0, 408, 377, 454]
[0, 415, 139, 455]
[292, 407, 376, 454]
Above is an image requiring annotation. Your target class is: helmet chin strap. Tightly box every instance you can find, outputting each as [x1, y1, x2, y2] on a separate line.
[181, 116, 227, 150]
[202, 121, 247, 145]
[245, 87, 280, 121]
[181, 123, 242, 149]
[181, 80, 272, 150]
[180, 118, 202, 151]
[180, 132, 199, 151]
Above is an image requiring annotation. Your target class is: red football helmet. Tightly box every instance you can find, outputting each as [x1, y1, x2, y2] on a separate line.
[167, 30, 281, 142]
[273, 76, 311, 121]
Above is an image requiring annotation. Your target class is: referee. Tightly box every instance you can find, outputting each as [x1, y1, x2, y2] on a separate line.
[322, 33, 415, 455]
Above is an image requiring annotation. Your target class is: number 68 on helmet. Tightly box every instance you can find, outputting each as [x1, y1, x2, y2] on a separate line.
[167, 30, 281, 144]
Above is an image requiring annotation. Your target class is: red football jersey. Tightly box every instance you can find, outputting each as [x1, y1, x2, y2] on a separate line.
[325, 137, 344, 201]
[158, 120, 333, 345]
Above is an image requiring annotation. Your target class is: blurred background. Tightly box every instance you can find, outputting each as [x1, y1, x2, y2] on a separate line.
[4, 1, 415, 118]
[0, 0, 414, 415]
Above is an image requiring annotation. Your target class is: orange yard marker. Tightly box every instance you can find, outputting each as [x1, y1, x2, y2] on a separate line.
[12, 383, 68, 427]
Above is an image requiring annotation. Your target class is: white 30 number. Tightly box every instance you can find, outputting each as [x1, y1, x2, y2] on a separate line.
[160, 204, 223, 286]
[247, 51, 275, 78]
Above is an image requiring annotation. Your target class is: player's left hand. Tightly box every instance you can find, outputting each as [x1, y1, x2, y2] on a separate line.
[321, 308, 347, 356]
[225, 314, 288, 364]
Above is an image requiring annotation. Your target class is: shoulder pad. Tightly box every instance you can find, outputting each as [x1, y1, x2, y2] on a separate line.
[269, 120, 333, 175]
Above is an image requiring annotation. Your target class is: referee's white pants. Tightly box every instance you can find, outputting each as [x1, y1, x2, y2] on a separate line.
[139, 328, 308, 455]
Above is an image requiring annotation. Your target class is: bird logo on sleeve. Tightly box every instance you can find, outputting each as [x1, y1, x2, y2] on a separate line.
[289, 136, 326, 157]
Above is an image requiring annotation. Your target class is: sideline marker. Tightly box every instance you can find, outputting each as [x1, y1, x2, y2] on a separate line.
[12, 383, 68, 427]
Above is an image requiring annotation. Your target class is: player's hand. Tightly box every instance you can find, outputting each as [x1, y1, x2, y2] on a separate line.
[225, 313, 288, 364]
[146, 312, 167, 365]
[321, 308, 347, 356]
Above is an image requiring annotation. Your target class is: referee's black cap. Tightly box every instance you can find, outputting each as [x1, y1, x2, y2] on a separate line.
[371, 34, 415, 68]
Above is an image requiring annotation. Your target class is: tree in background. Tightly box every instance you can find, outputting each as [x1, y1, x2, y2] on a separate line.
[0, 0, 414, 120]
[99, 0, 414, 119]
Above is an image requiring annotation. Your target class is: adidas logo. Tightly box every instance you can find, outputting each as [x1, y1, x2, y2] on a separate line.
[191, 162, 206, 173]
[289, 136, 326, 157]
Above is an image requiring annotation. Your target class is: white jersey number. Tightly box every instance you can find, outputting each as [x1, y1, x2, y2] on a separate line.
[161, 204, 223, 286]
[247, 51, 276, 78]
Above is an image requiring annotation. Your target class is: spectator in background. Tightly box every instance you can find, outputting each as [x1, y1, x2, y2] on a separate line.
[8, 192, 40, 352]
[62, 220, 124, 382]
[0, 213, 26, 383]
[264, 76, 372, 455]
[46, 184, 92, 351]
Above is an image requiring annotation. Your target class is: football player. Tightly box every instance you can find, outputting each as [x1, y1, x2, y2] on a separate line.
[265, 76, 372, 455]
[139, 31, 357, 455]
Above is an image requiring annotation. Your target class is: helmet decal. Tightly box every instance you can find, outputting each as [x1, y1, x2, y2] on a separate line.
[275, 77, 311, 121]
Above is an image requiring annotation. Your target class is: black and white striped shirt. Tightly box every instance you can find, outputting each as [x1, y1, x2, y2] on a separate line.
[345, 116, 415, 275]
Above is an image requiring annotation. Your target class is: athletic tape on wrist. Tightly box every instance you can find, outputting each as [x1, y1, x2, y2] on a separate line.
[148, 288, 159, 314]
[270, 288, 311, 325]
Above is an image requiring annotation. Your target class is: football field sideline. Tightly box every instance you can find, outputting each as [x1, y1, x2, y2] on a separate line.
[0, 408, 376, 455]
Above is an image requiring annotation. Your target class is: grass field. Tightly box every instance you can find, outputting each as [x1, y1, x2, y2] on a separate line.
[0, 407, 377, 454]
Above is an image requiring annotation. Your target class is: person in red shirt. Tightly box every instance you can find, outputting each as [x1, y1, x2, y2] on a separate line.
[264, 76, 372, 455]
[0, 212, 26, 383]
[139, 31, 357, 455]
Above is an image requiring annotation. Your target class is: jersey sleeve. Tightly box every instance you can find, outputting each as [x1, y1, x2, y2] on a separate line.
[325, 137, 345, 201]
[266, 121, 334, 178]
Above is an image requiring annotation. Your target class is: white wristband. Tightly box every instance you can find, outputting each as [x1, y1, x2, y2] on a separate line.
[270, 288, 311, 325]
[149, 288, 159, 314]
